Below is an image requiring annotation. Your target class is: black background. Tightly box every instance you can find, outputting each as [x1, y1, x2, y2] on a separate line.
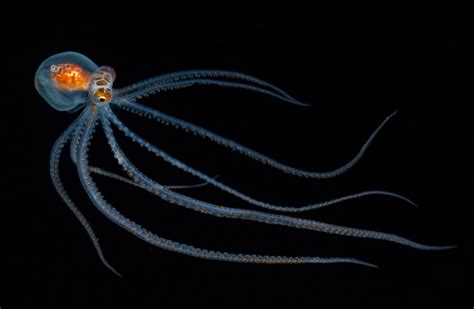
[1, 8, 470, 309]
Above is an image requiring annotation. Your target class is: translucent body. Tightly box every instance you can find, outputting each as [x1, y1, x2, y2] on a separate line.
[89, 66, 115, 103]
[35, 52, 98, 112]
[36, 52, 454, 276]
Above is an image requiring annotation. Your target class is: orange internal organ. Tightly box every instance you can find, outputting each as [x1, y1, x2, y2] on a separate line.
[50, 63, 90, 91]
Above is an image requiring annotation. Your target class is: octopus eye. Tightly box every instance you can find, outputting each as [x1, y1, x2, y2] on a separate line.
[94, 88, 112, 103]
[100, 66, 116, 82]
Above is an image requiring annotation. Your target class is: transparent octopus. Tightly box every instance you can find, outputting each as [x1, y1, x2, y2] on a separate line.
[35, 52, 453, 276]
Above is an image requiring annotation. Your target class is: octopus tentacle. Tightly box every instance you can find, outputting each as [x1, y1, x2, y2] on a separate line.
[109, 109, 417, 211]
[88, 166, 219, 190]
[50, 108, 122, 277]
[76, 106, 376, 271]
[122, 79, 308, 107]
[101, 107, 453, 251]
[119, 70, 309, 106]
[69, 121, 83, 164]
[69, 108, 91, 164]
[117, 100, 397, 179]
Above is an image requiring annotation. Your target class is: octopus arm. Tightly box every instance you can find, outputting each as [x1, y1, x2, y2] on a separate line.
[77, 107, 376, 268]
[109, 109, 416, 211]
[118, 100, 397, 179]
[119, 70, 309, 106]
[50, 110, 122, 277]
[101, 108, 453, 251]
